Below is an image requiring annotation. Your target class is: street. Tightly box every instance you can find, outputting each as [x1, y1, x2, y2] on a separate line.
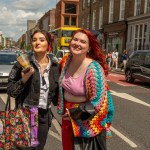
[0, 72, 150, 150]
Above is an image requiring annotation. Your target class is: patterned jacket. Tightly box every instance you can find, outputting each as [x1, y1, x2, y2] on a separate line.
[57, 55, 114, 138]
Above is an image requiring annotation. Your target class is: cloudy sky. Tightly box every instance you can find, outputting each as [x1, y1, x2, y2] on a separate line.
[0, 0, 57, 41]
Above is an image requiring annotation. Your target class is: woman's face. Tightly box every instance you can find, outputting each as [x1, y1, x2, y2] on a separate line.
[70, 32, 90, 55]
[32, 32, 49, 54]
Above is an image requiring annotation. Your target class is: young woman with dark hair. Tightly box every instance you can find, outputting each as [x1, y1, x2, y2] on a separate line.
[7, 29, 60, 150]
[57, 29, 114, 150]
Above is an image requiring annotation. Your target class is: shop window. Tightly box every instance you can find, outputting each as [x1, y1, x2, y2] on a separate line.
[64, 16, 69, 25]
[134, 23, 148, 50]
[65, 3, 76, 14]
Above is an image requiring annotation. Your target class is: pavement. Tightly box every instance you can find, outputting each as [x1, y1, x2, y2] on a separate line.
[109, 67, 125, 75]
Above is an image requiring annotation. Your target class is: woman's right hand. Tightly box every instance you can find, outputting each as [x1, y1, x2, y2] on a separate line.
[21, 67, 34, 83]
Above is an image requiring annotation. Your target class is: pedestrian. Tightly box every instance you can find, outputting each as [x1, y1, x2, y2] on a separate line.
[106, 51, 112, 69]
[112, 48, 118, 70]
[7, 29, 60, 150]
[121, 49, 128, 71]
[57, 29, 114, 150]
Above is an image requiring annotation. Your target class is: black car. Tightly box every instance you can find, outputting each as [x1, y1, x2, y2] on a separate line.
[125, 50, 150, 83]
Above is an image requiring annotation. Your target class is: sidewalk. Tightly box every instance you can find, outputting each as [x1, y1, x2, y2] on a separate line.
[109, 67, 125, 75]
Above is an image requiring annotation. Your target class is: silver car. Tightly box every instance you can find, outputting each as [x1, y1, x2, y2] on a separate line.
[0, 51, 17, 90]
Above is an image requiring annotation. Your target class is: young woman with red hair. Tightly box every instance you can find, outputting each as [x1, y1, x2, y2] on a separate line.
[58, 29, 114, 150]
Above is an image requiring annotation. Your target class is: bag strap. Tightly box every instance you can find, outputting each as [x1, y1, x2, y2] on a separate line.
[5, 95, 11, 111]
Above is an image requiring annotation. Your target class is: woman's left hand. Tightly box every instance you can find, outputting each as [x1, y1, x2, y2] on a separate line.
[62, 109, 70, 120]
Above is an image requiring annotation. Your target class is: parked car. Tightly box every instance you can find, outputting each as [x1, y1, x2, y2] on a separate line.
[0, 51, 17, 89]
[55, 49, 70, 61]
[125, 50, 150, 83]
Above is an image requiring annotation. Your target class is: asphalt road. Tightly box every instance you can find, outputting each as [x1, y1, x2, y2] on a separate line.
[0, 73, 150, 150]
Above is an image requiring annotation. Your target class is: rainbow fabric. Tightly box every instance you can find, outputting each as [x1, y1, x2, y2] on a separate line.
[57, 55, 114, 137]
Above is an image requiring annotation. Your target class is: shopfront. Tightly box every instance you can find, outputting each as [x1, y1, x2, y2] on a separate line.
[103, 21, 127, 54]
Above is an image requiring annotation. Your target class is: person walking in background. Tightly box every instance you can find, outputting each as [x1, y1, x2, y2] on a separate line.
[112, 48, 118, 70]
[58, 29, 114, 150]
[121, 49, 128, 71]
[7, 29, 60, 150]
[106, 51, 112, 69]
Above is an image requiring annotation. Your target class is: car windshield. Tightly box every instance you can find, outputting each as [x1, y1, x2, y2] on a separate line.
[62, 30, 74, 37]
[0, 54, 17, 65]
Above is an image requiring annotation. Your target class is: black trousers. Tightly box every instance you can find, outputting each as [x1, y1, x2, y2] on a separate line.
[73, 129, 107, 150]
[36, 108, 50, 150]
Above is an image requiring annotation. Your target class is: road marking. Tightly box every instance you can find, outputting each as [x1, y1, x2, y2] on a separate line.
[110, 126, 137, 148]
[48, 130, 61, 141]
[111, 90, 150, 107]
[116, 83, 132, 86]
[0, 94, 15, 109]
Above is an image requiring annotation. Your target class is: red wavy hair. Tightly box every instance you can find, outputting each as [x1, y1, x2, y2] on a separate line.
[71, 29, 108, 76]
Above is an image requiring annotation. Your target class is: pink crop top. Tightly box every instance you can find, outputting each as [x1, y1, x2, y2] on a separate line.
[62, 68, 87, 96]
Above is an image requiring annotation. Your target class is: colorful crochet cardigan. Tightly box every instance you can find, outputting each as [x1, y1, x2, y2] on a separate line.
[57, 55, 114, 138]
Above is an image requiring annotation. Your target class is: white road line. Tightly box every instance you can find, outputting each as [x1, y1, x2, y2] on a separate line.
[0, 94, 15, 109]
[116, 83, 129, 86]
[48, 130, 61, 141]
[110, 126, 137, 148]
[52, 118, 62, 136]
[110, 90, 150, 107]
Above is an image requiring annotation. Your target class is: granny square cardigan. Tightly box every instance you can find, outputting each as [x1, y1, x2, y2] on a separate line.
[57, 55, 114, 137]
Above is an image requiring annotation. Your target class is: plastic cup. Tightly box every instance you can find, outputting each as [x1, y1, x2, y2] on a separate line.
[17, 54, 31, 73]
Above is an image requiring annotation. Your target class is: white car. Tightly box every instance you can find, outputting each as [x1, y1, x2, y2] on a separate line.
[0, 51, 17, 90]
[56, 49, 70, 61]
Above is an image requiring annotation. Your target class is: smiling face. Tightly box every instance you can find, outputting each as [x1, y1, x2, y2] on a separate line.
[70, 32, 90, 56]
[31, 32, 49, 54]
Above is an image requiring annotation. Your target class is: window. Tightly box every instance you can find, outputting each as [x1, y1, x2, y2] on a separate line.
[134, 0, 141, 16]
[134, 23, 148, 50]
[109, 0, 114, 23]
[119, 0, 125, 20]
[64, 16, 69, 25]
[88, 0, 90, 6]
[87, 15, 90, 29]
[82, 0, 85, 9]
[144, 0, 150, 13]
[65, 3, 76, 14]
[71, 17, 76, 26]
[82, 18, 84, 28]
[92, 10, 96, 29]
[99, 7, 103, 29]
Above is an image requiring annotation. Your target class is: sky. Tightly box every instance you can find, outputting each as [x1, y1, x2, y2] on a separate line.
[0, 0, 58, 41]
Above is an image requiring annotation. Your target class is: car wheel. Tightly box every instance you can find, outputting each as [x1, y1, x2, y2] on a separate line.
[125, 69, 134, 83]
